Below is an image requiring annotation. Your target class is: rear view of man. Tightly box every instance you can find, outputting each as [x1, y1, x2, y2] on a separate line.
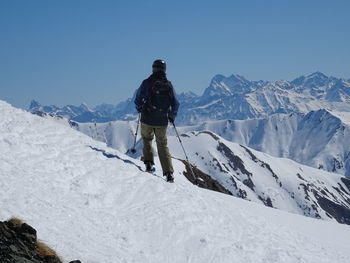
[134, 59, 180, 182]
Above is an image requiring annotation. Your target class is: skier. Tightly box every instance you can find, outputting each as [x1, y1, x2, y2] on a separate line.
[134, 59, 179, 182]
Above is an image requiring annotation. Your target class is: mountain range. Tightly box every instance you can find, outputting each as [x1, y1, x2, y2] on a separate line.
[29, 72, 350, 125]
[28, 72, 350, 178]
[45, 107, 350, 180]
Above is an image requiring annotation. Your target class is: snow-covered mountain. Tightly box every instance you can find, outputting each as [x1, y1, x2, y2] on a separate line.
[42, 112, 350, 224]
[168, 130, 350, 224]
[175, 71, 350, 125]
[29, 100, 114, 122]
[29, 72, 350, 125]
[2, 99, 350, 262]
[63, 108, 350, 178]
[176, 109, 350, 177]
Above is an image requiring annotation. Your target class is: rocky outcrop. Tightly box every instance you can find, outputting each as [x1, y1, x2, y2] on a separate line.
[179, 159, 233, 196]
[0, 218, 80, 263]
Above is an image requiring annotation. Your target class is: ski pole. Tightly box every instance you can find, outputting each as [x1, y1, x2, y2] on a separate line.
[130, 113, 140, 154]
[171, 120, 198, 183]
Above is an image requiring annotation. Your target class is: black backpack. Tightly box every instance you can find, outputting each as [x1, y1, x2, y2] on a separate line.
[146, 79, 173, 113]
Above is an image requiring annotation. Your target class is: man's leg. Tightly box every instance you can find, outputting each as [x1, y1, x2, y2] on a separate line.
[141, 123, 155, 165]
[154, 126, 174, 174]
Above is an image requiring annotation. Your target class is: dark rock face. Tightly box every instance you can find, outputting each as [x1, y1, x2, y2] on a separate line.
[316, 196, 350, 224]
[0, 219, 80, 263]
[179, 159, 232, 196]
[341, 177, 350, 192]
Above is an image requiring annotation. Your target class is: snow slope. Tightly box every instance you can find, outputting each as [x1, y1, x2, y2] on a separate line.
[38, 114, 350, 223]
[2, 100, 350, 262]
[175, 110, 350, 177]
[73, 120, 138, 154]
[65, 109, 350, 178]
[167, 131, 350, 224]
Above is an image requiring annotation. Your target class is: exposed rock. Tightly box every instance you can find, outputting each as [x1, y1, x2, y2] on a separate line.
[179, 159, 232, 196]
[0, 218, 80, 263]
[316, 196, 350, 224]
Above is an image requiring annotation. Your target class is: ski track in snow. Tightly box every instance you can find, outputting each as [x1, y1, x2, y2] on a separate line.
[1, 100, 350, 263]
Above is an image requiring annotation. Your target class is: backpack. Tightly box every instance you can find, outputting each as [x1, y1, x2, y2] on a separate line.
[146, 79, 173, 113]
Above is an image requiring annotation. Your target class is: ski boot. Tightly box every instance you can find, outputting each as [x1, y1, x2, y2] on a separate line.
[164, 172, 174, 183]
[145, 161, 155, 173]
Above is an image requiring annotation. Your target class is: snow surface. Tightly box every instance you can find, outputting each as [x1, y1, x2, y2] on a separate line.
[1, 100, 350, 263]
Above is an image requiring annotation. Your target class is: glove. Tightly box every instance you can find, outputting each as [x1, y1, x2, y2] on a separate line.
[168, 112, 176, 123]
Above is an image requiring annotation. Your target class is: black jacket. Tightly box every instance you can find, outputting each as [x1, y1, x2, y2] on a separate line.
[134, 72, 180, 126]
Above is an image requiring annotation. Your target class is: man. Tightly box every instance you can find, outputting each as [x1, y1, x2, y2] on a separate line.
[134, 59, 179, 182]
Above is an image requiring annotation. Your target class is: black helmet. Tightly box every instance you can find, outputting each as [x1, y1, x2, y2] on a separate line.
[152, 59, 166, 73]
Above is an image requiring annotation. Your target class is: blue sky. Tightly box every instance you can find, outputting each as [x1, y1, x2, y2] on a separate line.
[1, 0, 349, 108]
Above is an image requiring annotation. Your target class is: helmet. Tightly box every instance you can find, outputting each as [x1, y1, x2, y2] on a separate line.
[152, 59, 166, 73]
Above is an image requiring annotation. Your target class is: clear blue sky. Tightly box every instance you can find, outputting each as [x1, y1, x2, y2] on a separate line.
[1, 0, 349, 109]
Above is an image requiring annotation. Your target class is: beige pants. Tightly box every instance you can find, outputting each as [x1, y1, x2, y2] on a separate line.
[141, 122, 174, 174]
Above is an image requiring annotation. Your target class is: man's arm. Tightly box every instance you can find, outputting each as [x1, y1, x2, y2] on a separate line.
[134, 80, 148, 112]
[169, 82, 180, 117]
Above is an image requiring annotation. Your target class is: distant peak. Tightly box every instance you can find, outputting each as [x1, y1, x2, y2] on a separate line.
[80, 102, 89, 108]
[292, 71, 330, 87]
[212, 74, 226, 83]
[210, 74, 250, 89]
[178, 91, 198, 97]
[228, 74, 248, 82]
[211, 74, 248, 83]
[29, 100, 41, 109]
[307, 71, 328, 79]
[80, 102, 93, 112]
